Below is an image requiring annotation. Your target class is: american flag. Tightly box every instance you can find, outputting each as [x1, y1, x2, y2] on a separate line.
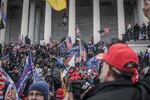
[86, 56, 99, 70]
[0, 62, 19, 100]
[75, 45, 87, 64]
[16, 51, 33, 93]
[64, 57, 72, 66]
[0, 71, 5, 100]
[58, 36, 73, 55]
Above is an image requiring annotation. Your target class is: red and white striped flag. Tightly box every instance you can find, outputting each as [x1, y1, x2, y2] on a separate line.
[64, 57, 72, 66]
[0, 62, 19, 100]
[0, 71, 5, 99]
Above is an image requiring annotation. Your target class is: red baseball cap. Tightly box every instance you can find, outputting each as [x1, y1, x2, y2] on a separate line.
[103, 43, 138, 74]
[56, 88, 65, 99]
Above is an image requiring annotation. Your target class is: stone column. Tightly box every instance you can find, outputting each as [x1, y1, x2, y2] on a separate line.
[68, 0, 76, 43]
[117, 0, 125, 39]
[20, 0, 30, 42]
[0, 0, 8, 45]
[93, 0, 101, 44]
[137, 0, 148, 25]
[44, 1, 52, 43]
[34, 8, 41, 43]
[133, 6, 138, 24]
[28, 0, 36, 43]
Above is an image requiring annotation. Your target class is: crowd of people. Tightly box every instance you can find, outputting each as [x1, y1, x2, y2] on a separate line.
[0, 37, 110, 100]
[137, 48, 150, 69]
[0, 0, 150, 100]
[0, 35, 150, 100]
[123, 23, 150, 42]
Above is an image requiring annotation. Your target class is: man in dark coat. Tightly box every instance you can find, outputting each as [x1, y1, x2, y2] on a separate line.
[133, 23, 140, 41]
[84, 44, 150, 100]
[64, 44, 150, 100]
[25, 35, 31, 45]
[141, 23, 147, 40]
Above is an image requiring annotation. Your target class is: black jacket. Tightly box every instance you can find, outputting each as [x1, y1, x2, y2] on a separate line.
[84, 78, 150, 100]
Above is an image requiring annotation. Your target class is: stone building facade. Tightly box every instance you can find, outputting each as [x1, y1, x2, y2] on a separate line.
[0, 0, 148, 45]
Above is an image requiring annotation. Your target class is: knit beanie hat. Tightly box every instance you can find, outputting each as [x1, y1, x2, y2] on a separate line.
[28, 81, 49, 100]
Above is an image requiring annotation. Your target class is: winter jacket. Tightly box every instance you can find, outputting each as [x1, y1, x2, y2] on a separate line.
[84, 78, 150, 100]
[82, 66, 150, 100]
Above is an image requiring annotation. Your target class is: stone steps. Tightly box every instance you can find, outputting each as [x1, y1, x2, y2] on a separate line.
[126, 40, 150, 53]
[126, 40, 150, 45]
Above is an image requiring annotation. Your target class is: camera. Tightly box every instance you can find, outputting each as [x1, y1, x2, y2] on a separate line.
[68, 80, 91, 100]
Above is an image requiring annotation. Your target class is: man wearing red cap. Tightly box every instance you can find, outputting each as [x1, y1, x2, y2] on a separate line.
[85, 44, 146, 100]
[64, 43, 150, 100]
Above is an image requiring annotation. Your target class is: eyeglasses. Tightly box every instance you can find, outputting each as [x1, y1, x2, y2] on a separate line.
[28, 92, 43, 97]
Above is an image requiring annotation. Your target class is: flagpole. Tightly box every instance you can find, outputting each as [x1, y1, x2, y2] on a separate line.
[57, 37, 66, 48]
[79, 38, 82, 67]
